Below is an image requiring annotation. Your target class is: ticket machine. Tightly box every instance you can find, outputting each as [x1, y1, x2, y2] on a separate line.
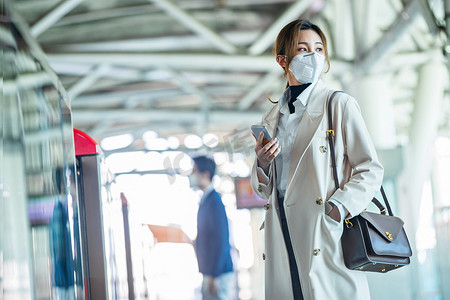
[74, 128, 108, 300]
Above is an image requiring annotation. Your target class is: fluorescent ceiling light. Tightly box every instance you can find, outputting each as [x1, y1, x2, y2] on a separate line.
[202, 133, 219, 148]
[101, 133, 134, 150]
[184, 134, 202, 149]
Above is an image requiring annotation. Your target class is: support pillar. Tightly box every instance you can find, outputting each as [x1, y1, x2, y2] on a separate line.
[355, 74, 397, 149]
[398, 50, 447, 299]
[353, 74, 409, 300]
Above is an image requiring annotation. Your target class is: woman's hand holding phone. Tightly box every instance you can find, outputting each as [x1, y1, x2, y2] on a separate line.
[254, 131, 281, 174]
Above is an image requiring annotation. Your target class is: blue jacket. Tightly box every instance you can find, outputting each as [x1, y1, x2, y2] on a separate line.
[195, 189, 233, 277]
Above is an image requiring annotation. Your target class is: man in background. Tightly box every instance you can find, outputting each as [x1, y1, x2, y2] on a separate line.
[190, 155, 234, 300]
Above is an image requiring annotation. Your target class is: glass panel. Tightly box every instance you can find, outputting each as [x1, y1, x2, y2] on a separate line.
[1, 4, 84, 300]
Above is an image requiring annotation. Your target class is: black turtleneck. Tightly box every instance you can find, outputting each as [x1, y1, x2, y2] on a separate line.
[288, 83, 311, 114]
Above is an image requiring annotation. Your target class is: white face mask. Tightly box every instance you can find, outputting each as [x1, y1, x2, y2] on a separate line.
[188, 174, 200, 190]
[288, 52, 325, 84]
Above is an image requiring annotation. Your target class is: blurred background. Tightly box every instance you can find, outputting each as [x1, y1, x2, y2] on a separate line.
[1, 0, 450, 299]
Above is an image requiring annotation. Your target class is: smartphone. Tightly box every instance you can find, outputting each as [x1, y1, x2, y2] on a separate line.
[251, 125, 272, 146]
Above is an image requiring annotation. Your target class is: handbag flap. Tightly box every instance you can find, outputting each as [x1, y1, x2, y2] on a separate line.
[359, 211, 404, 242]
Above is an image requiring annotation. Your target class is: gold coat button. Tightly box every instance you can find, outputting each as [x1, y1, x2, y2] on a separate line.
[319, 146, 327, 153]
[258, 186, 263, 193]
[264, 203, 270, 210]
[316, 197, 323, 205]
[262, 253, 266, 260]
[313, 249, 320, 256]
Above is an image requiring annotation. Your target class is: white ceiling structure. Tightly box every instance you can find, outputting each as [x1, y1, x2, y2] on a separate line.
[10, 0, 450, 149]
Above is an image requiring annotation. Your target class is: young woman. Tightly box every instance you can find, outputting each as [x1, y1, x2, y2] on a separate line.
[251, 19, 384, 300]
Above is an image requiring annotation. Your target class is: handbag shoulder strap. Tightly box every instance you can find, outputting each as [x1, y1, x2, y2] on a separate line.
[380, 186, 393, 216]
[327, 91, 341, 191]
[326, 91, 393, 216]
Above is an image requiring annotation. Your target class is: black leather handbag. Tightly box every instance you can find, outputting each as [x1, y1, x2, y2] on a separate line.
[327, 91, 412, 273]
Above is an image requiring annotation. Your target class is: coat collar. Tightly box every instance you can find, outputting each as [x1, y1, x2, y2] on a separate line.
[278, 81, 316, 115]
[261, 80, 329, 133]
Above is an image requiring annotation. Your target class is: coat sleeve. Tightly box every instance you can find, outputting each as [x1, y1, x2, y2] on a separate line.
[328, 96, 384, 217]
[250, 108, 278, 200]
[250, 160, 273, 200]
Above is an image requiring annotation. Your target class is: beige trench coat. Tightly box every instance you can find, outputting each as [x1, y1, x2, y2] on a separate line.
[251, 80, 384, 300]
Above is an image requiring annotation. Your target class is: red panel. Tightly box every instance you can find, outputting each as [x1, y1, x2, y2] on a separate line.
[74, 128, 99, 156]
[147, 224, 191, 244]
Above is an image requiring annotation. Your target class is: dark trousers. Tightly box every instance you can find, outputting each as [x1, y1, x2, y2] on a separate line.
[277, 195, 303, 300]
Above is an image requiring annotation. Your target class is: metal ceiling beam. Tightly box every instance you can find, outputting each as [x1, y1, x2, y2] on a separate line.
[237, 69, 282, 110]
[68, 64, 111, 101]
[51, 1, 295, 27]
[149, 0, 238, 54]
[164, 68, 213, 103]
[48, 30, 259, 53]
[36, 10, 261, 44]
[446, 0, 450, 35]
[3, 72, 53, 95]
[13, 0, 63, 14]
[31, 0, 84, 38]
[445, 0, 450, 86]
[72, 109, 262, 124]
[47, 53, 279, 71]
[71, 86, 248, 108]
[50, 62, 260, 86]
[359, 0, 421, 73]
[88, 120, 119, 138]
[87, 123, 187, 140]
[50, 62, 174, 82]
[417, 0, 440, 36]
[248, 0, 314, 55]
[47, 53, 351, 72]
[163, 67, 213, 132]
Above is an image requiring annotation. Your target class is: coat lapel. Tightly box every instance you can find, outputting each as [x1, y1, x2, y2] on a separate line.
[286, 81, 330, 196]
[262, 105, 280, 139]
